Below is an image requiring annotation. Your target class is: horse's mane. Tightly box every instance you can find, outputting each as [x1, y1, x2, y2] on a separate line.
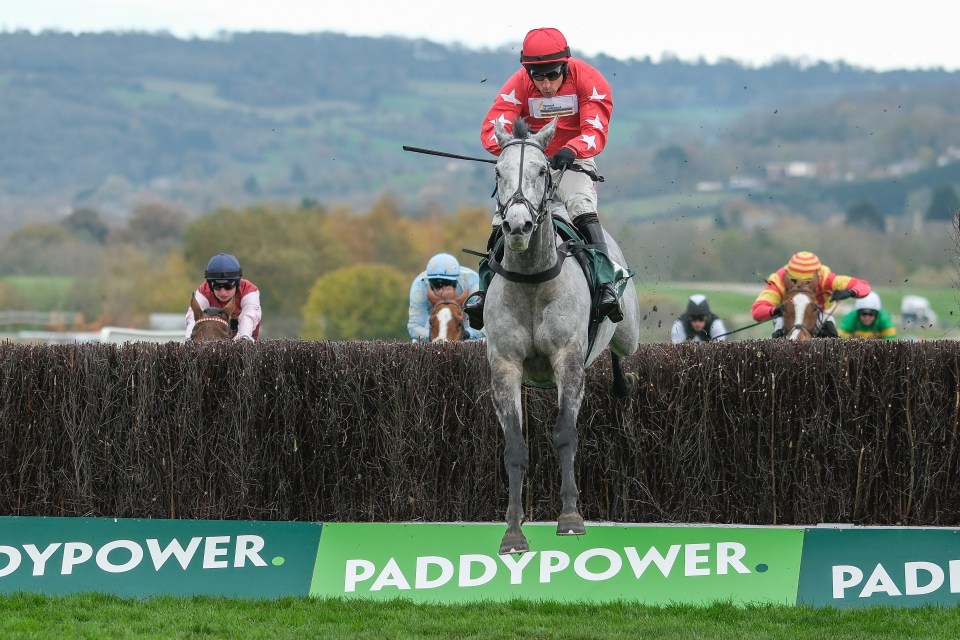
[512, 118, 532, 140]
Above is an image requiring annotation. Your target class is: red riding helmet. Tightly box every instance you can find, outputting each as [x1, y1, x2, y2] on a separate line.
[520, 28, 571, 67]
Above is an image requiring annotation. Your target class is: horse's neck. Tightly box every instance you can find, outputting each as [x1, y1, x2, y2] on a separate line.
[502, 214, 559, 274]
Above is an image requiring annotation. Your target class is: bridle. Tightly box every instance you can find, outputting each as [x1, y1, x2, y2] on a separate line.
[191, 312, 231, 340]
[783, 289, 819, 339]
[494, 138, 556, 230]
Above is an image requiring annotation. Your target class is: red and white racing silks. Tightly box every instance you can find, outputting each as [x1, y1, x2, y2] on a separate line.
[480, 59, 613, 159]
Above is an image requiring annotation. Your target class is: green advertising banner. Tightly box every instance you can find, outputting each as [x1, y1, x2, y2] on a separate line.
[310, 523, 805, 605]
[0, 516, 322, 598]
[798, 526, 960, 608]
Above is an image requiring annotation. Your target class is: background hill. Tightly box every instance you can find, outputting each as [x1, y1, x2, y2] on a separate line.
[2, 31, 959, 227]
[0, 31, 957, 340]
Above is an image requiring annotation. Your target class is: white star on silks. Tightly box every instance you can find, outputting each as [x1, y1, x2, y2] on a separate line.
[586, 114, 604, 131]
[580, 134, 597, 150]
[589, 87, 606, 101]
[500, 89, 522, 105]
[488, 114, 512, 142]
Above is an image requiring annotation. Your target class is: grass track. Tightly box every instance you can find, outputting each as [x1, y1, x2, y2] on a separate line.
[3, 593, 960, 639]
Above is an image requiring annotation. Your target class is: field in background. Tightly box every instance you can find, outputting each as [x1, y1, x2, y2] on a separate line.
[635, 282, 959, 343]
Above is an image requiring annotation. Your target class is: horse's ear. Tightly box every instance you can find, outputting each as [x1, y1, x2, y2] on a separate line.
[225, 297, 237, 316]
[426, 285, 439, 307]
[533, 117, 558, 149]
[190, 295, 203, 318]
[456, 289, 471, 306]
[493, 118, 513, 149]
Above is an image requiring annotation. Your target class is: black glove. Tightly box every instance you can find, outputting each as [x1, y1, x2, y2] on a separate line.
[550, 147, 576, 171]
[771, 305, 783, 318]
[830, 289, 855, 302]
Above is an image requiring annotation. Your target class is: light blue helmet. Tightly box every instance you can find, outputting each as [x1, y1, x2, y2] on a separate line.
[426, 253, 460, 281]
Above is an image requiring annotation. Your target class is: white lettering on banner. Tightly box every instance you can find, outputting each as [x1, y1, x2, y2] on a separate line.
[717, 543, 749, 575]
[540, 550, 569, 583]
[624, 544, 681, 577]
[904, 562, 943, 595]
[574, 548, 621, 581]
[1, 536, 268, 578]
[0, 546, 21, 577]
[685, 544, 712, 576]
[499, 551, 537, 585]
[147, 537, 203, 570]
[24, 543, 60, 576]
[458, 554, 497, 587]
[833, 561, 960, 599]
[96, 540, 143, 573]
[62, 542, 93, 575]
[372, 558, 411, 591]
[415, 556, 454, 589]
[235, 535, 267, 568]
[202, 536, 231, 569]
[344, 559, 376, 592]
[343, 542, 756, 592]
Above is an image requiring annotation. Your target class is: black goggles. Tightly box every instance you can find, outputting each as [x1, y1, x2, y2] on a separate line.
[528, 65, 565, 81]
[210, 280, 238, 291]
[858, 310, 877, 317]
[689, 315, 706, 322]
[429, 278, 456, 290]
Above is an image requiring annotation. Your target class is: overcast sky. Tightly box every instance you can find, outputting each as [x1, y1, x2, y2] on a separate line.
[4, 1, 958, 72]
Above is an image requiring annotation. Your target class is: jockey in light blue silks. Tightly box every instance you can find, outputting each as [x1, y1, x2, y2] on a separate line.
[407, 253, 485, 342]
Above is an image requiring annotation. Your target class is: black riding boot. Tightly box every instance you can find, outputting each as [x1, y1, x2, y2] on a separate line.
[463, 226, 501, 330]
[575, 214, 624, 323]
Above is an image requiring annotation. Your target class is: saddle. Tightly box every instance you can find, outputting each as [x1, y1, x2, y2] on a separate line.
[470, 218, 627, 359]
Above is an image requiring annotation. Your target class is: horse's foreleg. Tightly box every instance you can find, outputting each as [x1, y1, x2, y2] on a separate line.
[611, 353, 637, 399]
[554, 361, 586, 536]
[492, 372, 528, 555]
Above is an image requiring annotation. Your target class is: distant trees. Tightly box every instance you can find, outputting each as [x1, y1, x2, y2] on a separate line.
[926, 184, 960, 221]
[301, 264, 408, 340]
[846, 201, 885, 232]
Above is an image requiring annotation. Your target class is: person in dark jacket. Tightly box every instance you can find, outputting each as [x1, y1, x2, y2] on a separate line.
[670, 294, 728, 343]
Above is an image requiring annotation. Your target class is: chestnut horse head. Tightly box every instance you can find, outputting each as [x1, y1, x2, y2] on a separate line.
[190, 296, 235, 342]
[780, 278, 819, 341]
[427, 286, 470, 342]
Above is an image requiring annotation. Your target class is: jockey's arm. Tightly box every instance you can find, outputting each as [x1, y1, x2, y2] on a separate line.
[235, 290, 261, 341]
[407, 279, 430, 341]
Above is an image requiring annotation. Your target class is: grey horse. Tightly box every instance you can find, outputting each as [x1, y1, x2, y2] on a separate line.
[484, 117, 640, 555]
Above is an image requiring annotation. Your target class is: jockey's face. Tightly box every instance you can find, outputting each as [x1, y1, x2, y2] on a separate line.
[532, 74, 563, 97]
[211, 280, 237, 302]
[690, 315, 707, 330]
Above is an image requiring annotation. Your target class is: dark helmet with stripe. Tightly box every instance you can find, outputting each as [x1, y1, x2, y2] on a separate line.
[205, 253, 242, 285]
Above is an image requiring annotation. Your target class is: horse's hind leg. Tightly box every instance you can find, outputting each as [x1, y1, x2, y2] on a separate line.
[611, 353, 637, 399]
[491, 367, 529, 555]
[554, 358, 586, 536]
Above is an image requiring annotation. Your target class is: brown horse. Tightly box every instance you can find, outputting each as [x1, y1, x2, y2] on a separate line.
[780, 279, 820, 341]
[427, 287, 470, 342]
[189, 296, 235, 342]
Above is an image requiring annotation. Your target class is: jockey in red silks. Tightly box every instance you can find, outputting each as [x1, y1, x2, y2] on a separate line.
[465, 27, 622, 329]
[751, 251, 871, 338]
[185, 252, 262, 341]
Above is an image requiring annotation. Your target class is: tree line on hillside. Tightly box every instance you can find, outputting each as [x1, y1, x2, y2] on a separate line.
[0, 197, 953, 340]
[2, 30, 960, 227]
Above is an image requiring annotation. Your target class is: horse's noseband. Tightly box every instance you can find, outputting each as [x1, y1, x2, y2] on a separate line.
[495, 138, 553, 228]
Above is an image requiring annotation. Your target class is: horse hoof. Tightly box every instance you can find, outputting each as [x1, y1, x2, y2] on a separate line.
[557, 512, 585, 536]
[499, 531, 529, 555]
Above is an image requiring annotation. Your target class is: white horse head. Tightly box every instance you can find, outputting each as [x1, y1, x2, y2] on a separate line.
[493, 117, 558, 253]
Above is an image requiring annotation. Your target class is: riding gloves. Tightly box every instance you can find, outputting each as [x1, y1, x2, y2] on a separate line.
[771, 305, 783, 318]
[830, 289, 856, 302]
[550, 147, 576, 171]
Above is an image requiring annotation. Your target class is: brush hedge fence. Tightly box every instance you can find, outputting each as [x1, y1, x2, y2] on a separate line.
[0, 339, 958, 526]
